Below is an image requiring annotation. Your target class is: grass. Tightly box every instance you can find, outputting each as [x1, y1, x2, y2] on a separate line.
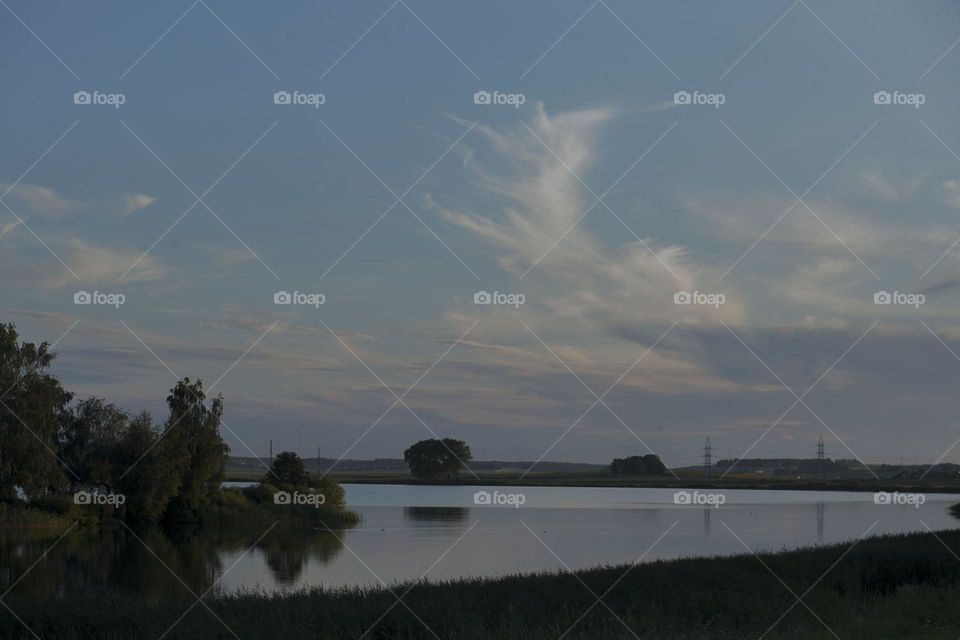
[6, 526, 960, 639]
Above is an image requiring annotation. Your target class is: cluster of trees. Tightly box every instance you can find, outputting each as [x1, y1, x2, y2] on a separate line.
[403, 438, 472, 480]
[1, 322, 228, 523]
[610, 454, 669, 476]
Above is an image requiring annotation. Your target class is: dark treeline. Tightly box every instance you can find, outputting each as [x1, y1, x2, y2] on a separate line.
[610, 454, 669, 476]
[0, 322, 347, 526]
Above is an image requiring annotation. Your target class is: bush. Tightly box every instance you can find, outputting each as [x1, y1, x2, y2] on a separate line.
[243, 482, 278, 505]
[216, 487, 252, 512]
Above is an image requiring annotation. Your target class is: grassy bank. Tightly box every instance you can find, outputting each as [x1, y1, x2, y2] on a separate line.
[228, 469, 960, 494]
[6, 527, 960, 639]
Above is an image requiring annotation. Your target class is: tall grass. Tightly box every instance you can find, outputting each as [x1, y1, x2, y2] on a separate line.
[5, 527, 960, 639]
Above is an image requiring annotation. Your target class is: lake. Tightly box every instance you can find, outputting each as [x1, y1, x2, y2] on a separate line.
[5, 484, 958, 598]
[223, 484, 958, 591]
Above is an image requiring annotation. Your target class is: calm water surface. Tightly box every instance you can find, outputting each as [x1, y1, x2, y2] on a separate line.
[218, 484, 959, 592]
[5, 484, 957, 598]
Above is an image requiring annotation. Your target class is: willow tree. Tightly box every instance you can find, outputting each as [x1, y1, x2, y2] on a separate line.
[0, 323, 73, 501]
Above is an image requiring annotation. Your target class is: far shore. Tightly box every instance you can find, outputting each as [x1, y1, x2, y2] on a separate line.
[222, 469, 960, 494]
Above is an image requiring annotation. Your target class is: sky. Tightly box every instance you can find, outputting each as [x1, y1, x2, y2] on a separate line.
[4, 0, 960, 468]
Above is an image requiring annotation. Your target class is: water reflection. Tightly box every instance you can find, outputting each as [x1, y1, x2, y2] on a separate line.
[0, 523, 347, 599]
[816, 502, 825, 542]
[404, 506, 470, 525]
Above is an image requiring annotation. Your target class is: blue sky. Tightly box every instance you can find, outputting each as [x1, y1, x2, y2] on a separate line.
[4, 0, 960, 468]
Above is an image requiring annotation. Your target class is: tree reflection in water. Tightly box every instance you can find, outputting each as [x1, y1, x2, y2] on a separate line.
[404, 506, 470, 525]
[0, 522, 349, 599]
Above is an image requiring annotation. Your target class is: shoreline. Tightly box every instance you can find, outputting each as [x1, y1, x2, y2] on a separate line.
[222, 470, 960, 494]
[6, 526, 960, 639]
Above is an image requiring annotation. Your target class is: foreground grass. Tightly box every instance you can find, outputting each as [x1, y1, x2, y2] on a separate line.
[6, 528, 960, 639]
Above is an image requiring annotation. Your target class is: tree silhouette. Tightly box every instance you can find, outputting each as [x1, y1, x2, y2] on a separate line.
[403, 438, 472, 480]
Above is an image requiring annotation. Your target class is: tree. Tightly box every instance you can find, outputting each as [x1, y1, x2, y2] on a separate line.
[160, 378, 229, 521]
[60, 397, 129, 487]
[269, 451, 312, 490]
[0, 323, 73, 502]
[113, 411, 179, 523]
[610, 454, 668, 476]
[403, 438, 472, 480]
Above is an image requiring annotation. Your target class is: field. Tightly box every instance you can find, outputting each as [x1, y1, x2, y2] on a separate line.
[6, 526, 960, 639]
[222, 467, 960, 494]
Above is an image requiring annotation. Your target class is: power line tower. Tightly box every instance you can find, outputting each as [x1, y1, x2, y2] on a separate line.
[269, 439, 273, 468]
[816, 435, 825, 479]
[703, 437, 713, 479]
